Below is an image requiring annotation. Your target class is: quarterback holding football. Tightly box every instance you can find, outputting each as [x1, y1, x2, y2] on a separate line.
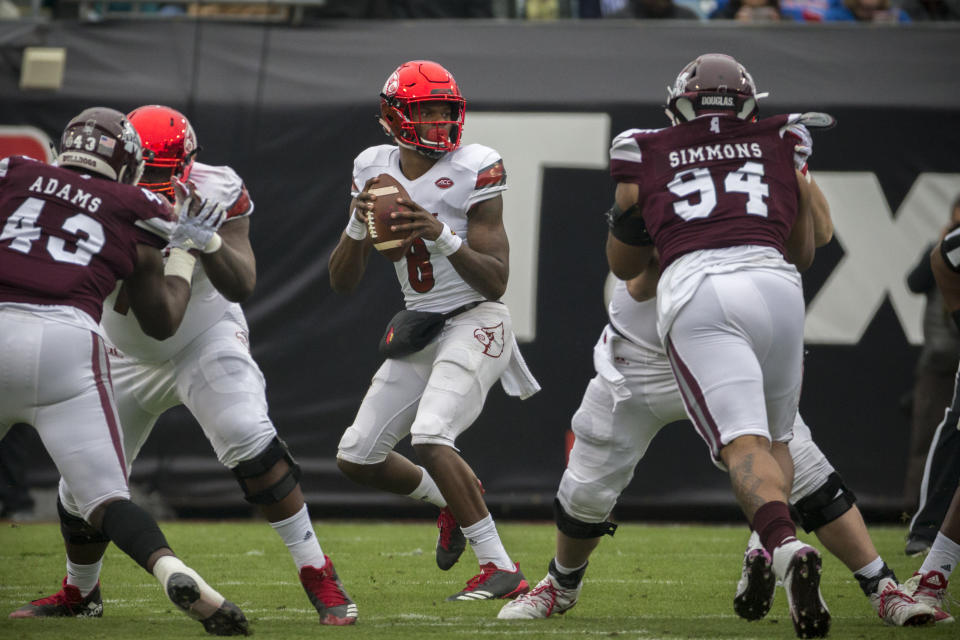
[328, 60, 539, 602]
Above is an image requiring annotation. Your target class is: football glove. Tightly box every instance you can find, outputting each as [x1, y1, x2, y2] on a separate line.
[170, 180, 226, 253]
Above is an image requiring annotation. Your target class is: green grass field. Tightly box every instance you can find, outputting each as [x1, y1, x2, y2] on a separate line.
[0, 520, 956, 640]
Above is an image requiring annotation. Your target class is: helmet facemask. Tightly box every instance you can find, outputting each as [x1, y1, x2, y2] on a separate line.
[380, 95, 465, 159]
[378, 60, 467, 160]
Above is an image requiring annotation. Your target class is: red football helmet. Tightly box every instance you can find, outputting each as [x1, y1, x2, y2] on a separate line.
[127, 105, 198, 201]
[379, 60, 466, 159]
[56, 107, 145, 185]
[666, 53, 763, 124]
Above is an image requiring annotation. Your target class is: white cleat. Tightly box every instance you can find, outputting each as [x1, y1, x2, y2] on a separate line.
[497, 573, 580, 619]
[904, 570, 955, 624]
[154, 556, 250, 636]
[774, 541, 830, 639]
[869, 577, 936, 626]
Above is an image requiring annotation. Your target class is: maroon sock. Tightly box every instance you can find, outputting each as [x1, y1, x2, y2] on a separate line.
[751, 501, 796, 555]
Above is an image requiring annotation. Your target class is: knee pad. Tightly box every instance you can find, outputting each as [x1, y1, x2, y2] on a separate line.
[554, 498, 617, 539]
[58, 497, 110, 546]
[793, 472, 857, 533]
[232, 437, 302, 505]
[100, 500, 169, 571]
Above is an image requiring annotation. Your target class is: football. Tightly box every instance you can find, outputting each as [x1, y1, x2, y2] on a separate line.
[366, 173, 412, 262]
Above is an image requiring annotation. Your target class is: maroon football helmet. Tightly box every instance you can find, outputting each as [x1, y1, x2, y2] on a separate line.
[666, 53, 762, 124]
[56, 107, 145, 185]
[379, 60, 466, 159]
[128, 105, 198, 202]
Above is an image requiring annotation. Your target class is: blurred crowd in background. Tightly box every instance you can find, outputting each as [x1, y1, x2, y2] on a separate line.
[1, 0, 958, 23]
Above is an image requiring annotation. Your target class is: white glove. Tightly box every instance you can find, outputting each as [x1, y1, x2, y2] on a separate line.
[170, 180, 226, 253]
[784, 123, 813, 171]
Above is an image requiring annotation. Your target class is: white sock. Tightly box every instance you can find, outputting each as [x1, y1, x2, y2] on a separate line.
[746, 530, 762, 551]
[553, 558, 587, 575]
[407, 466, 447, 508]
[461, 514, 513, 571]
[269, 504, 326, 570]
[152, 555, 225, 610]
[66, 559, 102, 597]
[852, 555, 884, 580]
[920, 532, 960, 579]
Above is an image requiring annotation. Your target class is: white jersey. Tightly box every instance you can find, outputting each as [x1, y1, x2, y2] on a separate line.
[608, 279, 664, 356]
[101, 162, 254, 361]
[352, 144, 507, 313]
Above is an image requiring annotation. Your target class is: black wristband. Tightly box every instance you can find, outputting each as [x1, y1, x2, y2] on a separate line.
[605, 201, 653, 246]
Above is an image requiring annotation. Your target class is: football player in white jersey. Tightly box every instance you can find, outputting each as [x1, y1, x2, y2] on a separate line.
[329, 60, 539, 601]
[11, 105, 357, 626]
[499, 265, 938, 627]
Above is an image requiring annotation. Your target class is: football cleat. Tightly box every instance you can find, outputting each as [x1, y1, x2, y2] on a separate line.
[778, 543, 830, 639]
[733, 537, 775, 621]
[165, 572, 250, 636]
[299, 557, 358, 626]
[870, 577, 936, 626]
[447, 562, 529, 601]
[904, 570, 955, 624]
[436, 507, 467, 571]
[9, 577, 103, 618]
[904, 534, 932, 557]
[497, 573, 580, 619]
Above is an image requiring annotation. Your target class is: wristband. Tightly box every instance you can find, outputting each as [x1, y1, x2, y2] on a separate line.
[163, 247, 197, 284]
[433, 223, 463, 257]
[345, 212, 368, 240]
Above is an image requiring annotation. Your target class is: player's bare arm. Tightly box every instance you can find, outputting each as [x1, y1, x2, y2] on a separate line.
[607, 182, 654, 280]
[797, 170, 833, 248]
[786, 173, 816, 271]
[625, 252, 661, 302]
[125, 244, 191, 339]
[198, 216, 257, 303]
[449, 195, 510, 301]
[329, 181, 377, 294]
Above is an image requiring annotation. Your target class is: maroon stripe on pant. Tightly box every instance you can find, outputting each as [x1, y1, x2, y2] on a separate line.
[90, 333, 127, 479]
[666, 336, 724, 459]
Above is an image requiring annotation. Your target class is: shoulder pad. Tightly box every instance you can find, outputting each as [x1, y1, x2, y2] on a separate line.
[450, 143, 500, 172]
[191, 163, 253, 219]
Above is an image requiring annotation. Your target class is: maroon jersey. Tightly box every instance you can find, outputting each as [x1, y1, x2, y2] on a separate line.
[0, 156, 173, 321]
[610, 114, 805, 270]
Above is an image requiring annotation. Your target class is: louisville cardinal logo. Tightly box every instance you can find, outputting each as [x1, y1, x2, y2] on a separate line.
[383, 71, 400, 97]
[385, 326, 395, 345]
[474, 322, 505, 358]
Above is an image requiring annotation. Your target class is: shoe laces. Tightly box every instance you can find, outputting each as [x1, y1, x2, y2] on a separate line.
[31, 583, 81, 608]
[437, 508, 458, 550]
[302, 565, 349, 607]
[525, 581, 559, 615]
[463, 563, 501, 591]
[877, 581, 918, 617]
